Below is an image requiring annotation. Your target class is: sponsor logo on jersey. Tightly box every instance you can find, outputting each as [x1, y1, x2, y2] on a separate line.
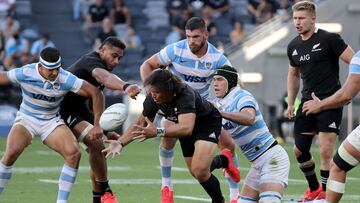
[208, 133, 216, 139]
[299, 54, 310, 61]
[32, 93, 56, 102]
[312, 43, 322, 52]
[292, 49, 298, 56]
[205, 62, 212, 69]
[183, 74, 207, 83]
[223, 121, 235, 130]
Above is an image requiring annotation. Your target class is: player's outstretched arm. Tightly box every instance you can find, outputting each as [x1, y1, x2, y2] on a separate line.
[92, 68, 141, 99]
[140, 54, 163, 82]
[340, 46, 355, 65]
[220, 107, 256, 126]
[76, 80, 105, 139]
[0, 72, 12, 85]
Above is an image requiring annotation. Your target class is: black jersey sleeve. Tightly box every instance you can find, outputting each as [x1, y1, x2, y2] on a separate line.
[176, 88, 196, 115]
[327, 33, 348, 57]
[142, 94, 159, 119]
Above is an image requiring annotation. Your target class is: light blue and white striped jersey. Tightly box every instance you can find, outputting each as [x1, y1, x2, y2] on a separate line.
[213, 87, 275, 161]
[349, 51, 360, 74]
[7, 63, 83, 120]
[157, 39, 231, 99]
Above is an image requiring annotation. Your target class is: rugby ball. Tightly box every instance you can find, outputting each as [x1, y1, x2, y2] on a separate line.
[100, 103, 128, 131]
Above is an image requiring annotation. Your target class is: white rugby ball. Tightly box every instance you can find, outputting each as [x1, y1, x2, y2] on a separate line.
[100, 103, 128, 131]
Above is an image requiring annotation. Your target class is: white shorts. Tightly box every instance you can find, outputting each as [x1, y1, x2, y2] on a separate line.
[14, 112, 65, 142]
[244, 145, 290, 191]
[346, 125, 360, 151]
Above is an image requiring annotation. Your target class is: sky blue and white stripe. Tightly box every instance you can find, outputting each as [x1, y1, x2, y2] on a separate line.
[213, 87, 275, 161]
[158, 39, 231, 99]
[7, 63, 83, 120]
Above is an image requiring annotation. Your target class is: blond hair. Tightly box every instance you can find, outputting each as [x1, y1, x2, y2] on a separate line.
[292, 1, 316, 17]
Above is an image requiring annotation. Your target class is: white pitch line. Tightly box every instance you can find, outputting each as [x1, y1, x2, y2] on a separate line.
[156, 166, 250, 172]
[174, 195, 211, 202]
[14, 166, 131, 173]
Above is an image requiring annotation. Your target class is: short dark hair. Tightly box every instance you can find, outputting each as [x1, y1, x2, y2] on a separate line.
[100, 36, 126, 50]
[144, 69, 184, 95]
[185, 17, 206, 32]
[292, 0, 316, 17]
[40, 47, 60, 63]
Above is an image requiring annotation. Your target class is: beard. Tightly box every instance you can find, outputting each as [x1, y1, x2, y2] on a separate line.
[190, 39, 206, 54]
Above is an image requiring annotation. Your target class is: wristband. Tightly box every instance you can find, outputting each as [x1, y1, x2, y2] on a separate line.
[123, 83, 131, 91]
[117, 140, 125, 147]
[156, 127, 166, 137]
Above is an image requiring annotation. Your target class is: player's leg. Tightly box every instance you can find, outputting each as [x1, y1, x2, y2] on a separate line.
[159, 119, 177, 203]
[184, 140, 224, 203]
[72, 120, 118, 203]
[316, 107, 342, 197]
[293, 109, 321, 201]
[239, 165, 260, 203]
[0, 123, 32, 194]
[43, 124, 81, 203]
[216, 129, 240, 202]
[257, 145, 290, 203]
[327, 127, 360, 203]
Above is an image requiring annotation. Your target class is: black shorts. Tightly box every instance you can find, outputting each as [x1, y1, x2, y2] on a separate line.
[60, 104, 93, 129]
[178, 109, 222, 157]
[294, 100, 343, 135]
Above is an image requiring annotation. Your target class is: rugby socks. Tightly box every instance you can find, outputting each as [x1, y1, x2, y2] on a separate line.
[199, 174, 224, 203]
[159, 146, 174, 190]
[0, 162, 12, 194]
[320, 170, 329, 191]
[96, 180, 112, 195]
[92, 191, 101, 203]
[210, 155, 228, 171]
[57, 164, 78, 203]
[297, 154, 319, 192]
[228, 154, 240, 200]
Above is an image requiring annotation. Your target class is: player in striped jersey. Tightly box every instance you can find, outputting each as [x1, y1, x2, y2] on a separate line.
[0, 47, 104, 203]
[140, 17, 240, 203]
[302, 51, 360, 203]
[211, 65, 290, 203]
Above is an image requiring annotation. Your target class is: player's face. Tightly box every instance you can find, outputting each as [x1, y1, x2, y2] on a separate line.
[99, 45, 124, 71]
[38, 64, 59, 81]
[147, 85, 174, 104]
[293, 10, 315, 35]
[213, 76, 227, 98]
[186, 28, 208, 54]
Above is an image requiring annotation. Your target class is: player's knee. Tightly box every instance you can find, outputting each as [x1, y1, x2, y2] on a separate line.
[86, 138, 105, 152]
[259, 191, 282, 203]
[64, 147, 81, 166]
[293, 145, 302, 157]
[190, 165, 209, 182]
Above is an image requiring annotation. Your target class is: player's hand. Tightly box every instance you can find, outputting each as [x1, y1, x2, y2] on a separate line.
[88, 125, 103, 140]
[102, 140, 123, 158]
[302, 92, 321, 115]
[125, 84, 141, 99]
[132, 117, 156, 141]
[106, 131, 120, 140]
[286, 105, 295, 119]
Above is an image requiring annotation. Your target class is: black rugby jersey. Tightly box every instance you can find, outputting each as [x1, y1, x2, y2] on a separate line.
[143, 85, 218, 124]
[287, 28, 348, 100]
[61, 51, 107, 109]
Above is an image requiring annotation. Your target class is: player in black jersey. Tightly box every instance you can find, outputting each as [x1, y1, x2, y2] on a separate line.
[60, 37, 141, 203]
[103, 69, 225, 203]
[286, 1, 354, 202]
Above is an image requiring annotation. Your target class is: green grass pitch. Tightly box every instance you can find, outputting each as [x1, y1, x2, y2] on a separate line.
[0, 137, 359, 202]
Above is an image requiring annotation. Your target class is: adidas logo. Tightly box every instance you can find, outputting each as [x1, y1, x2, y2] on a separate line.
[328, 122, 337, 129]
[292, 49, 298, 56]
[209, 133, 216, 139]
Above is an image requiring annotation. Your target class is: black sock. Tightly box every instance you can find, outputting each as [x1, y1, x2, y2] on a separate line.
[297, 155, 319, 192]
[199, 174, 224, 203]
[210, 155, 228, 172]
[320, 170, 329, 191]
[96, 180, 112, 195]
[92, 191, 101, 203]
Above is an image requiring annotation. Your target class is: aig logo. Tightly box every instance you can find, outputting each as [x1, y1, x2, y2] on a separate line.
[300, 54, 310, 61]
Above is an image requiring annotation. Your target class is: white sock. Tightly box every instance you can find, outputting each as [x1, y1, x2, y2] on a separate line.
[57, 164, 78, 203]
